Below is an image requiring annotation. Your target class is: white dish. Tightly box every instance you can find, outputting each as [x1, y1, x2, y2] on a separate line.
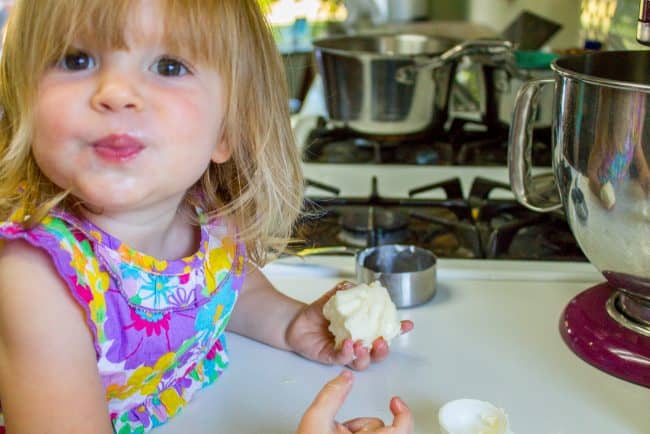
[438, 399, 512, 434]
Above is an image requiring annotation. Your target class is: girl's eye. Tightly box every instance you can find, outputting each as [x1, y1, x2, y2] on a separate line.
[152, 57, 189, 77]
[58, 51, 95, 71]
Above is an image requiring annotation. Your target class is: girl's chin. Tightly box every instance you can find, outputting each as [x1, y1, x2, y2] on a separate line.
[70, 190, 148, 213]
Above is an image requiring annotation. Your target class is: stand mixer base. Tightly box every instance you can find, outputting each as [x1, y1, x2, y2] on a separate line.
[560, 283, 650, 388]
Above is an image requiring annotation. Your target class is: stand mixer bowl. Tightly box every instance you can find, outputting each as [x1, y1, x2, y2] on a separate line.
[509, 50, 650, 327]
[508, 50, 650, 387]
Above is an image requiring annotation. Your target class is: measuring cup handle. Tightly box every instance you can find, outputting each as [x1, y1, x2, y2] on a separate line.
[508, 77, 562, 212]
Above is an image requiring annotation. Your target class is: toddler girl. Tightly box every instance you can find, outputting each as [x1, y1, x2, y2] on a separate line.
[0, 1, 412, 433]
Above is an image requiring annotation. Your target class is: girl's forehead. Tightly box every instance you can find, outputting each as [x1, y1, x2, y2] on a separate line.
[74, 0, 167, 49]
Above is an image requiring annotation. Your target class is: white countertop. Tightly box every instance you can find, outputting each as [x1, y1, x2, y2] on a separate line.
[154, 142, 650, 432]
[156, 257, 650, 434]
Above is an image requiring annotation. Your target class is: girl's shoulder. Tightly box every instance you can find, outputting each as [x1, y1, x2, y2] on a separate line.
[0, 236, 70, 301]
[0, 236, 108, 433]
[0, 234, 85, 349]
[0, 208, 91, 260]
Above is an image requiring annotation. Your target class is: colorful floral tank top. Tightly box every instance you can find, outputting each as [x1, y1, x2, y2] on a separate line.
[0, 208, 246, 433]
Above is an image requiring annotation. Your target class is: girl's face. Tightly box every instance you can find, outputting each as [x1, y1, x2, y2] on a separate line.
[31, 0, 231, 214]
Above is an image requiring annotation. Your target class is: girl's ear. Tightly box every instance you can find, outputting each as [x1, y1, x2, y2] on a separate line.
[211, 138, 232, 164]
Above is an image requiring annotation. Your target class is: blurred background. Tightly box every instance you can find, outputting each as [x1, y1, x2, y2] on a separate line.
[260, 0, 643, 113]
[0, 0, 642, 116]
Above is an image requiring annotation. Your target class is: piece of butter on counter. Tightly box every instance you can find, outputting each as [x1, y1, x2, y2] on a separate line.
[322, 281, 401, 349]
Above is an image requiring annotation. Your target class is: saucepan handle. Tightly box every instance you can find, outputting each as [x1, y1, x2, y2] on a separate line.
[396, 39, 515, 84]
[508, 77, 562, 212]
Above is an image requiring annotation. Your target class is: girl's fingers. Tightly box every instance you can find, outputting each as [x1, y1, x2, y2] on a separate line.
[400, 320, 414, 334]
[330, 338, 355, 365]
[369, 338, 389, 363]
[343, 417, 385, 432]
[348, 341, 370, 371]
[388, 397, 414, 434]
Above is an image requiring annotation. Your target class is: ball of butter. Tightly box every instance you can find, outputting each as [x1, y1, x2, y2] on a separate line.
[322, 281, 401, 349]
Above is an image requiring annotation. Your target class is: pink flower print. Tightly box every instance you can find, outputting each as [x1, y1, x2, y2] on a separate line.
[104, 292, 197, 369]
[129, 308, 170, 337]
[71, 275, 94, 304]
[179, 273, 190, 284]
[0, 223, 22, 236]
[206, 339, 223, 361]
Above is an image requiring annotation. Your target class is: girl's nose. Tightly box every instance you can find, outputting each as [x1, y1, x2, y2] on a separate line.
[91, 73, 144, 112]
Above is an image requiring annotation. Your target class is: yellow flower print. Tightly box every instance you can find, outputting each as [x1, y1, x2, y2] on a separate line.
[69, 243, 88, 275]
[117, 244, 168, 271]
[117, 244, 134, 262]
[89, 229, 103, 243]
[235, 255, 244, 275]
[212, 304, 223, 324]
[204, 238, 236, 293]
[66, 241, 110, 341]
[152, 259, 168, 271]
[106, 382, 132, 401]
[160, 388, 186, 417]
[110, 352, 177, 400]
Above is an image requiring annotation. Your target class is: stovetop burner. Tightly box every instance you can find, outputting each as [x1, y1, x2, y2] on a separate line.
[294, 177, 586, 261]
[301, 117, 552, 166]
[339, 208, 411, 247]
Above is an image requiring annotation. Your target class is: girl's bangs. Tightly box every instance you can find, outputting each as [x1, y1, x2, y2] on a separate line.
[34, 0, 224, 66]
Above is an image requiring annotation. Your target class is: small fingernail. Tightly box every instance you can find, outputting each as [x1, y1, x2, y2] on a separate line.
[393, 396, 405, 410]
[340, 370, 353, 382]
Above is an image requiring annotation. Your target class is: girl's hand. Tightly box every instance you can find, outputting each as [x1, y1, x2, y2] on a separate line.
[296, 371, 414, 434]
[286, 281, 414, 371]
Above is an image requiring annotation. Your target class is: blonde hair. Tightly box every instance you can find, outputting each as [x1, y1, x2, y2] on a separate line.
[0, 0, 304, 265]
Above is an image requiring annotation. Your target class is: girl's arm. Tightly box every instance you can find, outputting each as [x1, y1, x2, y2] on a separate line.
[0, 240, 113, 434]
[226, 263, 304, 350]
[226, 265, 409, 370]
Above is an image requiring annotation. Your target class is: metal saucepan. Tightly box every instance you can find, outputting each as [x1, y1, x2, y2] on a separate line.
[312, 33, 513, 136]
[296, 244, 437, 308]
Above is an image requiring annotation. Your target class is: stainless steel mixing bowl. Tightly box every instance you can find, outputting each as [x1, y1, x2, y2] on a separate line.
[509, 50, 650, 329]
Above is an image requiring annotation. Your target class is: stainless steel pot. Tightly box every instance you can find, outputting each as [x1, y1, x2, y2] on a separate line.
[296, 244, 437, 308]
[312, 34, 513, 135]
[508, 50, 650, 332]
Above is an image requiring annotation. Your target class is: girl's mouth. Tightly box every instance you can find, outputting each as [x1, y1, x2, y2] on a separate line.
[92, 134, 145, 162]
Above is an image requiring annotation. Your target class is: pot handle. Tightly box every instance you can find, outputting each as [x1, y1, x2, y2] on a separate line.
[508, 77, 562, 212]
[396, 39, 514, 84]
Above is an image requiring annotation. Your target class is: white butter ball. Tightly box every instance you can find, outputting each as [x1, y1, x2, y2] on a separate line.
[322, 281, 401, 349]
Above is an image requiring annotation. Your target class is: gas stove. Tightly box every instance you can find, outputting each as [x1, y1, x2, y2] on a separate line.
[293, 114, 582, 262]
[300, 116, 552, 166]
[294, 175, 586, 261]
